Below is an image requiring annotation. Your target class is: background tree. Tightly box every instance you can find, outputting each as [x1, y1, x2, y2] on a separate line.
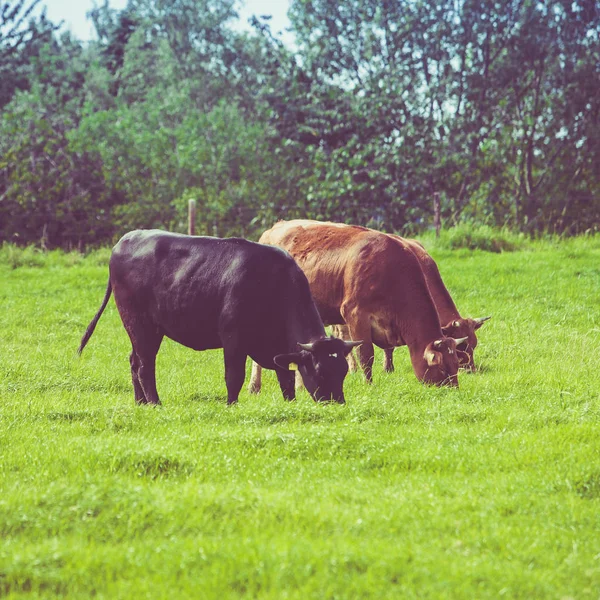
[1, 0, 598, 247]
[283, 0, 600, 233]
[0, 30, 115, 247]
[0, 0, 58, 108]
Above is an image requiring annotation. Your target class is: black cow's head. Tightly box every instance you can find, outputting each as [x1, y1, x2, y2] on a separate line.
[441, 316, 491, 370]
[274, 337, 361, 403]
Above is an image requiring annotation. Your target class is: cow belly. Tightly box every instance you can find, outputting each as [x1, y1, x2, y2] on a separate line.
[156, 310, 223, 351]
[164, 324, 221, 351]
[166, 327, 222, 351]
[314, 303, 344, 326]
[370, 316, 404, 349]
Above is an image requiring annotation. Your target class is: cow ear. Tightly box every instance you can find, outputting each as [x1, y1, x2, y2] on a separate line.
[424, 349, 443, 367]
[274, 352, 305, 371]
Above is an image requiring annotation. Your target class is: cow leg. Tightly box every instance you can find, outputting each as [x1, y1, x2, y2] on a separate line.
[295, 370, 304, 390]
[383, 348, 395, 373]
[136, 343, 163, 406]
[346, 349, 359, 373]
[129, 350, 146, 403]
[247, 361, 262, 394]
[341, 309, 374, 383]
[336, 320, 392, 374]
[331, 324, 358, 372]
[276, 369, 296, 401]
[356, 338, 375, 383]
[126, 325, 163, 405]
[224, 348, 247, 405]
[341, 304, 375, 382]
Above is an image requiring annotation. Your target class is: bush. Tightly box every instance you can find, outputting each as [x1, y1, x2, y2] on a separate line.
[432, 225, 528, 252]
[0, 244, 47, 269]
[0, 244, 88, 269]
[84, 247, 112, 267]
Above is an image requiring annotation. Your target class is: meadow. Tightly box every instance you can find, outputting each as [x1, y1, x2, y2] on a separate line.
[1, 234, 599, 598]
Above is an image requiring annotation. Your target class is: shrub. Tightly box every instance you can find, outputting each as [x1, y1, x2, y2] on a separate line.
[84, 247, 111, 267]
[0, 244, 47, 269]
[0, 244, 89, 269]
[433, 225, 528, 252]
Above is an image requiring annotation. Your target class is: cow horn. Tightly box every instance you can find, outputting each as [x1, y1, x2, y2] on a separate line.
[475, 316, 491, 325]
[343, 340, 363, 349]
[453, 336, 469, 345]
[297, 342, 315, 352]
[433, 340, 444, 349]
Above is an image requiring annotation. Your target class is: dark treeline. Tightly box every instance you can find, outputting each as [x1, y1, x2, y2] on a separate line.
[1, 0, 598, 249]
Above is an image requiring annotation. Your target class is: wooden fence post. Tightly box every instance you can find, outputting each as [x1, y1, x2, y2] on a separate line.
[433, 192, 441, 238]
[188, 199, 196, 236]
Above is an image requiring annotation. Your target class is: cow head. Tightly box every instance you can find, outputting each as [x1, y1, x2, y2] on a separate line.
[419, 336, 468, 387]
[274, 337, 361, 403]
[441, 316, 491, 370]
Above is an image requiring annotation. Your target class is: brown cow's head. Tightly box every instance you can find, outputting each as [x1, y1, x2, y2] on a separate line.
[419, 337, 468, 387]
[274, 337, 361, 403]
[441, 316, 491, 371]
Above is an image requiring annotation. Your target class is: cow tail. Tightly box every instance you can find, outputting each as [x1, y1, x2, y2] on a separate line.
[78, 279, 113, 355]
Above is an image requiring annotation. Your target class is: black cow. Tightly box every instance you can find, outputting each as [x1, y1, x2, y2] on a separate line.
[79, 230, 360, 405]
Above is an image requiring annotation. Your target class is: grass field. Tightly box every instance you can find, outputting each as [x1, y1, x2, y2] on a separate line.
[1, 235, 599, 598]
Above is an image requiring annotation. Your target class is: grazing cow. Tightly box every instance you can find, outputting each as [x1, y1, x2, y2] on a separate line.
[248, 220, 467, 390]
[397, 237, 490, 370]
[78, 230, 360, 405]
[335, 236, 490, 372]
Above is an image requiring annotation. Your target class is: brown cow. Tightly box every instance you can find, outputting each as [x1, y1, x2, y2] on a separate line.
[334, 236, 490, 372]
[398, 237, 490, 370]
[248, 220, 467, 390]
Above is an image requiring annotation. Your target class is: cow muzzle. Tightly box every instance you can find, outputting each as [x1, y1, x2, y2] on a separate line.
[313, 388, 345, 404]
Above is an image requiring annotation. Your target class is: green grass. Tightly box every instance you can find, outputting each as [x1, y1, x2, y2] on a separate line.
[1, 238, 600, 598]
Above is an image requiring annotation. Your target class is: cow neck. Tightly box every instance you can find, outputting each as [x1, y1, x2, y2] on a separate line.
[402, 319, 444, 357]
[286, 292, 327, 350]
[389, 249, 443, 354]
[428, 272, 460, 324]
[416, 256, 460, 324]
[394, 279, 445, 355]
[405, 321, 445, 379]
[288, 321, 326, 351]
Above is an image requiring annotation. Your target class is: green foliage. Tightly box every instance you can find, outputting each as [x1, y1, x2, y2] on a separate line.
[0, 242, 88, 268]
[0, 242, 46, 268]
[282, 0, 600, 234]
[0, 0, 58, 109]
[1, 242, 600, 596]
[1, 0, 599, 247]
[431, 225, 528, 253]
[0, 240, 115, 269]
[0, 28, 119, 248]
